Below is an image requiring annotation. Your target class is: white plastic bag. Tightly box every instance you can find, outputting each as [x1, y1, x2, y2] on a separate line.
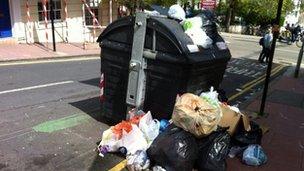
[182, 17, 203, 31]
[185, 28, 213, 48]
[139, 111, 160, 144]
[121, 124, 148, 155]
[99, 128, 121, 152]
[126, 150, 150, 171]
[168, 4, 185, 21]
[98, 128, 122, 157]
[153, 166, 166, 171]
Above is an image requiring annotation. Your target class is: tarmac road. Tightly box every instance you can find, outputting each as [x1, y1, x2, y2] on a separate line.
[0, 58, 121, 170]
[0, 34, 297, 170]
[221, 33, 302, 65]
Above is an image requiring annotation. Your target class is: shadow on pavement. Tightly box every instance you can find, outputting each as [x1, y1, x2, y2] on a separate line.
[69, 97, 102, 121]
[80, 78, 100, 87]
[33, 42, 52, 51]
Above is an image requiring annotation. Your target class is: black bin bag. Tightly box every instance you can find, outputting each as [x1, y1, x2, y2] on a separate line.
[196, 128, 231, 171]
[196, 10, 218, 41]
[233, 121, 263, 147]
[147, 124, 198, 171]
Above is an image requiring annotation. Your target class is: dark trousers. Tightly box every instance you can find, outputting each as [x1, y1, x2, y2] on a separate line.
[259, 47, 270, 63]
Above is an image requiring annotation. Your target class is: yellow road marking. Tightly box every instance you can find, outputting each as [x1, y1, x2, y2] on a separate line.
[241, 65, 283, 89]
[229, 65, 285, 101]
[0, 56, 99, 67]
[108, 159, 127, 171]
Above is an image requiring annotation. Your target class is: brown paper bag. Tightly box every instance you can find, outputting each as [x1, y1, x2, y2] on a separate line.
[172, 93, 222, 138]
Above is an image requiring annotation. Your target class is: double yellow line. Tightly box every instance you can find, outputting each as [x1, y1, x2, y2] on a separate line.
[107, 65, 286, 171]
[228, 65, 285, 101]
[108, 159, 127, 171]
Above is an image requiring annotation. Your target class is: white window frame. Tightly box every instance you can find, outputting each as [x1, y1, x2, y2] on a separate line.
[38, 0, 62, 23]
[84, 0, 100, 26]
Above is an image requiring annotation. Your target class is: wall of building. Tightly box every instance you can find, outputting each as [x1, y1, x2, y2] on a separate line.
[101, 0, 118, 26]
[284, 0, 301, 26]
[14, 0, 118, 43]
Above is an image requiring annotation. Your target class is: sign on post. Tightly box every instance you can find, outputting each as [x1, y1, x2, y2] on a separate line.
[201, 0, 216, 10]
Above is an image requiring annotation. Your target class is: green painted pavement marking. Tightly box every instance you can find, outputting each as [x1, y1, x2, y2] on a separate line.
[33, 114, 90, 133]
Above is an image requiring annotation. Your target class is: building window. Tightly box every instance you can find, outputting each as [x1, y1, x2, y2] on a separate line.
[85, 0, 100, 26]
[38, 0, 62, 21]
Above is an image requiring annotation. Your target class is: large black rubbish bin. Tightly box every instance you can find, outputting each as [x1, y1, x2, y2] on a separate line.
[97, 15, 231, 123]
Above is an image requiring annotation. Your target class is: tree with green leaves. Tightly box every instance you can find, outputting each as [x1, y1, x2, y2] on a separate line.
[222, 0, 295, 29]
[144, 0, 177, 7]
[116, 0, 202, 14]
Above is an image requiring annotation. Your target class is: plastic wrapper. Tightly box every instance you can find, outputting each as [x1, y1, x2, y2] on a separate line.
[159, 119, 170, 133]
[242, 145, 267, 166]
[200, 87, 220, 108]
[172, 93, 222, 138]
[147, 124, 198, 171]
[127, 109, 146, 125]
[112, 121, 133, 139]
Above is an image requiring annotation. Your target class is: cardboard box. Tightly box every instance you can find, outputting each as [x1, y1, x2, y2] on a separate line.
[219, 104, 251, 135]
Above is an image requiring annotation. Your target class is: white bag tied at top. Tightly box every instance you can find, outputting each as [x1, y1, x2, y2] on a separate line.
[168, 4, 186, 21]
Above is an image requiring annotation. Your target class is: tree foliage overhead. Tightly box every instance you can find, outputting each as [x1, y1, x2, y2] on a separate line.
[231, 0, 295, 26]
[115, 0, 201, 9]
[116, 0, 296, 26]
[144, 0, 177, 7]
[116, 0, 177, 8]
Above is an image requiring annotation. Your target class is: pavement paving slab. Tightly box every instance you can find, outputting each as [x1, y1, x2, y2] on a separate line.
[228, 74, 304, 171]
[267, 90, 304, 108]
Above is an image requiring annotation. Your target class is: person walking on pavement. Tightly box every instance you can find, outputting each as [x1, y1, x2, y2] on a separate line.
[286, 23, 290, 31]
[258, 36, 265, 61]
[294, 25, 302, 41]
[291, 24, 296, 42]
[259, 28, 273, 63]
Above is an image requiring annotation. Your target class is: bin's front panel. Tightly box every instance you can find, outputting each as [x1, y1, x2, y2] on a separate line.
[101, 48, 131, 123]
[144, 60, 188, 120]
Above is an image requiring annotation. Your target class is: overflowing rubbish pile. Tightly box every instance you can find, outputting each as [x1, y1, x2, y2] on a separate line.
[96, 4, 266, 171]
[146, 4, 221, 49]
[97, 87, 267, 171]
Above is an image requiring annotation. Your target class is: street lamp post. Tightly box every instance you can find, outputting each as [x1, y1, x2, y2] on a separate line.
[259, 0, 283, 115]
[50, 0, 56, 52]
[294, 38, 304, 78]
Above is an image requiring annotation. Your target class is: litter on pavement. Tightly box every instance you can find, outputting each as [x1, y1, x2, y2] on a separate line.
[96, 5, 267, 171]
[97, 89, 267, 170]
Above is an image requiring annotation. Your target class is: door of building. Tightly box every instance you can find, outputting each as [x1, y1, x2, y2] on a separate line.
[0, 0, 12, 38]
